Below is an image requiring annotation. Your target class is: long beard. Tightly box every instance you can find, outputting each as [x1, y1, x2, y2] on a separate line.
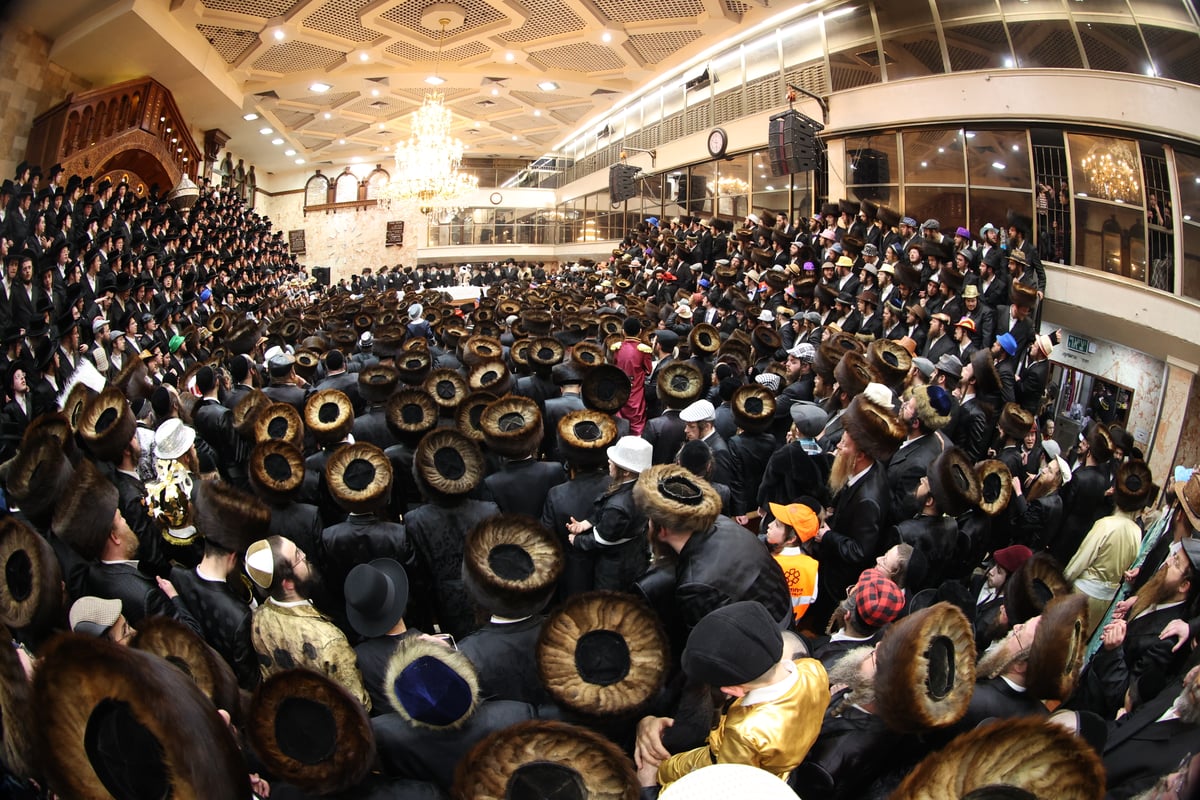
[1177, 679, 1200, 724]
[1129, 566, 1173, 621]
[829, 447, 855, 495]
[977, 633, 1022, 680]
[827, 647, 876, 712]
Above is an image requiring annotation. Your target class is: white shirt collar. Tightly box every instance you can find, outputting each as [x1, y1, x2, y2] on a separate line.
[830, 630, 874, 643]
[847, 462, 872, 488]
[741, 659, 798, 707]
[489, 614, 532, 625]
[268, 597, 311, 609]
[1000, 675, 1026, 693]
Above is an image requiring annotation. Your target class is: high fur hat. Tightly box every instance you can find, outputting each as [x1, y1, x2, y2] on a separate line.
[131, 616, 241, 724]
[60, 380, 96, 434]
[877, 204, 901, 228]
[113, 354, 154, 403]
[970, 349, 1003, 405]
[894, 260, 922, 290]
[21, 410, 78, 463]
[976, 459, 1013, 516]
[462, 335, 505, 366]
[1004, 551, 1070, 625]
[582, 365, 631, 414]
[0, 636, 35, 780]
[1086, 420, 1114, 463]
[194, 479, 270, 554]
[558, 409, 619, 469]
[834, 350, 880, 397]
[232, 389, 270, 438]
[247, 669, 374, 794]
[634, 464, 722, 534]
[0, 517, 62, 634]
[325, 442, 392, 513]
[468, 359, 513, 395]
[304, 390, 353, 445]
[456, 390, 497, 443]
[414, 428, 485, 501]
[874, 602, 976, 733]
[998, 402, 1035, 442]
[1025, 593, 1089, 701]
[815, 331, 864, 380]
[842, 384, 906, 462]
[927, 447, 982, 516]
[657, 361, 704, 410]
[224, 319, 264, 355]
[462, 514, 563, 618]
[77, 386, 135, 463]
[6, 433, 74, 524]
[480, 395, 543, 458]
[538, 591, 668, 718]
[249, 440, 306, 505]
[867, 338, 913, 387]
[385, 635, 480, 729]
[751, 322, 781, 355]
[395, 347, 432, 385]
[891, 717, 1105, 800]
[424, 368, 468, 412]
[454, 720, 638, 800]
[32, 635, 250, 800]
[1114, 459, 1156, 512]
[688, 323, 720, 355]
[254, 401, 304, 449]
[1010, 279, 1038, 309]
[358, 365, 400, 404]
[731, 384, 776, 434]
[572, 341, 606, 368]
[386, 388, 438, 444]
[529, 336, 565, 367]
[52, 459, 119, 561]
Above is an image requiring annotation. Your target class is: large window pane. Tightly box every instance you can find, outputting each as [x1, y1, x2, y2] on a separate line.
[945, 22, 1013, 71]
[1008, 21, 1085, 68]
[883, 30, 947, 81]
[1140, 25, 1200, 84]
[905, 187, 967, 231]
[716, 155, 751, 220]
[936, 0, 1001, 24]
[1075, 201, 1147, 282]
[904, 129, 966, 185]
[1177, 151, 1200, 223]
[1069, 133, 1143, 205]
[970, 188, 1035, 245]
[825, 8, 882, 91]
[847, 133, 899, 189]
[744, 32, 780, 84]
[1079, 22, 1151, 75]
[967, 130, 1032, 187]
[1130, 0, 1198, 25]
[874, 0, 934, 34]
[1183, 222, 1200, 300]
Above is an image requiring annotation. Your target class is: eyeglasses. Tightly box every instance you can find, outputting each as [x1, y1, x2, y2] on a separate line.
[1012, 623, 1028, 653]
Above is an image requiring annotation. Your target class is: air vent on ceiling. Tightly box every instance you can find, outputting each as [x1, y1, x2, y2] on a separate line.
[254, 90, 280, 100]
[483, 76, 507, 85]
[370, 101, 388, 109]
[592, 88, 619, 96]
[367, 76, 389, 84]
[476, 99, 496, 107]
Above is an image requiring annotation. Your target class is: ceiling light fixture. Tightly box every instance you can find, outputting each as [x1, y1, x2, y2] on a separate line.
[243, 112, 259, 121]
[272, 138, 284, 145]
[339, 138, 346, 144]
[601, 30, 612, 43]
[533, 109, 541, 116]
[371, 88, 380, 97]
[538, 81, 558, 91]
[295, 158, 305, 164]
[426, 75, 446, 86]
[359, 52, 370, 62]
[490, 87, 499, 96]
[259, 127, 273, 135]
[505, 51, 515, 62]
[323, 112, 332, 119]
[285, 149, 296, 156]
[309, 82, 331, 93]
[272, 28, 285, 41]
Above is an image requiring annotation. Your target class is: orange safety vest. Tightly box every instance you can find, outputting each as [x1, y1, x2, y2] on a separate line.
[774, 550, 819, 623]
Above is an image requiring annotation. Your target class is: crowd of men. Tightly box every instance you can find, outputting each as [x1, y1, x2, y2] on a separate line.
[0, 161, 1195, 800]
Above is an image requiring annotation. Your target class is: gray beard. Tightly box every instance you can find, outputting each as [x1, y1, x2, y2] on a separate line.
[826, 647, 876, 711]
[977, 633, 1022, 680]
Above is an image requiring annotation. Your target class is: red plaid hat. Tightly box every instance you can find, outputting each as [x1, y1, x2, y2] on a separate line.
[854, 569, 905, 628]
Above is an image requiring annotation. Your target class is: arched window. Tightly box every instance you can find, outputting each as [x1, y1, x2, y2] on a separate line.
[366, 165, 390, 199]
[304, 172, 330, 207]
[334, 169, 360, 203]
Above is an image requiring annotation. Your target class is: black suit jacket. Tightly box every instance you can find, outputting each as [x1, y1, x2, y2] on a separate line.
[959, 677, 1047, 729]
[1015, 357, 1049, 415]
[886, 434, 945, 524]
[85, 561, 200, 632]
[459, 616, 552, 706]
[482, 459, 567, 518]
[1103, 679, 1200, 799]
[701, 431, 734, 486]
[170, 566, 257, 689]
[642, 409, 686, 466]
[819, 463, 890, 607]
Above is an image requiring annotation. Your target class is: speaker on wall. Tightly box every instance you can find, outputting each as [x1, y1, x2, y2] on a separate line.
[767, 110, 823, 176]
[311, 266, 330, 287]
[848, 148, 890, 186]
[609, 164, 640, 203]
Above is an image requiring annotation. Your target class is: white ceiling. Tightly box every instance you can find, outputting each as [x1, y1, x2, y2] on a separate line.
[11, 0, 794, 181]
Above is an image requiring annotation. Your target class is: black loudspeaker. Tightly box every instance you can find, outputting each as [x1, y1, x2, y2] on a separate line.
[768, 110, 822, 176]
[311, 266, 330, 287]
[609, 164, 640, 203]
[675, 175, 707, 210]
[849, 148, 890, 186]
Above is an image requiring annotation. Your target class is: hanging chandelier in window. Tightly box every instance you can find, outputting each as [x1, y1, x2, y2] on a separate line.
[1081, 140, 1139, 203]
[382, 18, 478, 216]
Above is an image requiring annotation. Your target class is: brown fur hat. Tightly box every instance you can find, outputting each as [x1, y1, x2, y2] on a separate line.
[970, 348, 1002, 403]
[60, 381, 96, 433]
[634, 464, 722, 534]
[657, 361, 704, 410]
[384, 635, 480, 729]
[224, 319, 264, 355]
[32, 634, 249, 799]
[0, 517, 62, 634]
[998, 402, 1035, 442]
[304, 389, 353, 445]
[842, 386, 906, 462]
[423, 368, 468, 412]
[1004, 552, 1070, 625]
[558, 409, 619, 469]
[232, 388, 270, 439]
[51, 459, 119, 561]
[538, 591, 668, 718]
[247, 669, 373, 794]
[894, 260, 922, 290]
[731, 384, 777, 434]
[976, 459, 1013, 516]
[468, 359, 513, 395]
[456, 390, 497, 442]
[22, 410, 77, 460]
[1010, 280, 1038, 309]
[453, 720, 638, 800]
[572, 341, 606, 368]
[358, 365, 400, 404]
[6, 433, 74, 524]
[293, 350, 320, 380]
[249, 440, 306, 506]
[462, 514, 563, 618]
[927, 447, 983, 516]
[113, 354, 154, 403]
[1026, 593, 1089, 701]
[395, 347, 432, 385]
[194, 479, 270, 554]
[751, 323, 782, 356]
[867, 338, 913, 387]
[834, 350, 880, 397]
[0, 637, 35, 780]
[386, 388, 438, 444]
[414, 428, 485, 502]
[77, 386, 135, 463]
[688, 323, 720, 355]
[1114, 459, 1156, 512]
[480, 395, 543, 458]
[891, 717, 1105, 800]
[131, 616, 242, 724]
[529, 336, 565, 368]
[1087, 420, 1114, 463]
[875, 602, 976, 733]
[325, 442, 392, 514]
[462, 335, 505, 366]
[908, 384, 954, 432]
[254, 401, 305, 449]
[582, 365, 631, 414]
[815, 331, 864, 380]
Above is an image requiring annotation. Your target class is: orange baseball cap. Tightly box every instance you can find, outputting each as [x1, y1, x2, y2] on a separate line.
[768, 502, 819, 541]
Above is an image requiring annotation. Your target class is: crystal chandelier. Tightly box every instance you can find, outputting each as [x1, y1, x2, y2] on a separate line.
[383, 18, 478, 216]
[1081, 140, 1139, 202]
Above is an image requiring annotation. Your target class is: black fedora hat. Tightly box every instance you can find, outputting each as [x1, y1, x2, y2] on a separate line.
[345, 558, 410, 638]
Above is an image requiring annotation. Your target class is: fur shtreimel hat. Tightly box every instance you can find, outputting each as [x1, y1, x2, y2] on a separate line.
[730, 384, 776, 435]
[657, 361, 704, 410]
[52, 459, 119, 561]
[867, 338, 912, 387]
[1025, 592, 1089, 702]
[468, 359, 513, 395]
[423, 368, 468, 411]
[582, 365, 632, 414]
[1004, 551, 1070, 626]
[77, 386, 135, 463]
[874, 601, 976, 733]
[32, 635, 250, 799]
[975, 459, 1013, 516]
[254, 401, 304, 449]
[927, 447, 982, 517]
[814, 331, 864, 380]
[385, 387, 438, 444]
[232, 388, 270, 439]
[455, 390, 497, 443]
[1114, 459, 1156, 512]
[462, 514, 562, 618]
[538, 591, 668, 718]
[247, 669, 374, 794]
[834, 350, 879, 398]
[480, 395, 543, 458]
[249, 440, 305, 505]
[909, 384, 953, 432]
[634, 464, 722, 535]
[558, 409, 619, 469]
[0, 517, 62, 634]
[325, 442, 392, 514]
[385, 635, 480, 730]
[358, 364, 400, 404]
[194, 478, 271, 553]
[998, 402, 1035, 442]
[6, 433, 73, 524]
[841, 384, 906, 462]
[304, 389, 353, 445]
[454, 720, 638, 800]
[891, 717, 1104, 800]
[131, 616, 241, 724]
[414, 428, 485, 501]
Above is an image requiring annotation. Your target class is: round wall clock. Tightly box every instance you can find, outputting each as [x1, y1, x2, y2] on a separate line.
[707, 127, 728, 158]
[489, 191, 503, 205]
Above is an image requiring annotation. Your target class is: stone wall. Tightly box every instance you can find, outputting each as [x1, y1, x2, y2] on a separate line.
[0, 24, 91, 179]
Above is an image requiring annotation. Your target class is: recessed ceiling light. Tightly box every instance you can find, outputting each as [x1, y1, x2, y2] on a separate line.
[463, 144, 469, 150]
[426, 75, 446, 86]
[490, 88, 499, 96]
[259, 127, 273, 135]
[295, 158, 305, 164]
[601, 30, 612, 43]
[533, 109, 541, 116]
[538, 81, 558, 91]
[309, 82, 331, 93]
[285, 149, 296, 156]
[474, 120, 481, 127]
[378, 123, 385, 129]
[505, 51, 515, 62]
[272, 138, 284, 145]
[359, 52, 370, 62]
[371, 88, 380, 97]
[323, 112, 332, 119]
[272, 28, 285, 41]
[338, 138, 346, 144]
[511, 135, 518, 141]
[243, 112, 259, 121]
